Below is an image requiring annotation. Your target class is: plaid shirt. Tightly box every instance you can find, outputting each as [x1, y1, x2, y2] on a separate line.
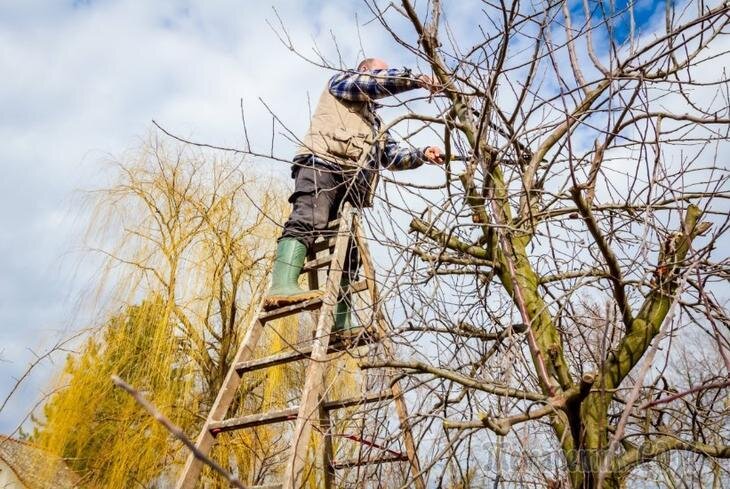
[328, 68, 422, 102]
[296, 68, 426, 172]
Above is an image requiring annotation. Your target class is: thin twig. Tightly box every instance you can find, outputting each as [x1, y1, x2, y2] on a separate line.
[111, 375, 245, 489]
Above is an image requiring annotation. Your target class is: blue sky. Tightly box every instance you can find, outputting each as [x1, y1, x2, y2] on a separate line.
[588, 0, 662, 41]
[0, 0, 724, 436]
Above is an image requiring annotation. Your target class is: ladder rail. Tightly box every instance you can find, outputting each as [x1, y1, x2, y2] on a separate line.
[174, 297, 267, 489]
[318, 404, 335, 489]
[281, 203, 356, 489]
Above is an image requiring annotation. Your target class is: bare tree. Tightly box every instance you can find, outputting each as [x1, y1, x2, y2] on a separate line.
[155, 1, 730, 486]
[340, 1, 729, 487]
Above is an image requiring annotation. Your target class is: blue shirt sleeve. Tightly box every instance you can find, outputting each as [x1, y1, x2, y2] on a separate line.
[329, 68, 422, 102]
[380, 130, 427, 171]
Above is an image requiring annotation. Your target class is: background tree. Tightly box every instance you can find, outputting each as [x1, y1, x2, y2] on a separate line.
[32, 135, 318, 487]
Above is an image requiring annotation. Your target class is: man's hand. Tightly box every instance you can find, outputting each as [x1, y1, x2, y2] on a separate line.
[417, 74, 440, 94]
[424, 146, 445, 164]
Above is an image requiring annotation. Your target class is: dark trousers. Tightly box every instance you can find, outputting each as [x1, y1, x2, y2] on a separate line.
[280, 162, 360, 279]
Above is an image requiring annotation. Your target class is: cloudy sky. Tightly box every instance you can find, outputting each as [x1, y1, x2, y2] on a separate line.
[0, 0, 724, 436]
[0, 0, 432, 434]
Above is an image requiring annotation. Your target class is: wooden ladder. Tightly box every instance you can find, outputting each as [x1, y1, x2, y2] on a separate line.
[175, 203, 425, 489]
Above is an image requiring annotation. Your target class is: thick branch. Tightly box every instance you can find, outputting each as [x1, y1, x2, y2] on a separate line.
[603, 204, 710, 389]
[444, 373, 596, 435]
[571, 187, 634, 329]
[410, 218, 492, 262]
[409, 245, 494, 268]
[614, 436, 730, 474]
[360, 359, 545, 402]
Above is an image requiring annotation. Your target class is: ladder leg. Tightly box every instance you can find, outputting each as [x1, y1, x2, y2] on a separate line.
[282, 204, 355, 489]
[175, 301, 266, 489]
[312, 254, 334, 489]
[306, 247, 321, 291]
[354, 222, 426, 489]
[318, 405, 335, 489]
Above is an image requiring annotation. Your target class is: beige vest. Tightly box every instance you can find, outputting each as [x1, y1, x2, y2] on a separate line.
[296, 86, 382, 168]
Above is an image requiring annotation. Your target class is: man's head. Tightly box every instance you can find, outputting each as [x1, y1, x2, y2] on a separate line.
[357, 58, 388, 71]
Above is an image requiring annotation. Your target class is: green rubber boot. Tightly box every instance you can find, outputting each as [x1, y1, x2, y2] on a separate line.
[264, 239, 322, 310]
[333, 277, 354, 331]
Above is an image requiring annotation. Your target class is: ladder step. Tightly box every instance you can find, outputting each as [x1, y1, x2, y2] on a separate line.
[332, 454, 410, 470]
[212, 406, 299, 433]
[209, 390, 393, 434]
[323, 389, 394, 410]
[301, 254, 333, 274]
[311, 236, 337, 254]
[259, 297, 323, 322]
[348, 279, 369, 294]
[258, 280, 369, 322]
[235, 327, 376, 374]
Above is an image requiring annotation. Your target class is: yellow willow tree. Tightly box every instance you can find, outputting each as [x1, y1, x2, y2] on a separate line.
[33, 135, 306, 487]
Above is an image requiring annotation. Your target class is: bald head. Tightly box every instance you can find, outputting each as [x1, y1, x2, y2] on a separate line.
[357, 58, 388, 71]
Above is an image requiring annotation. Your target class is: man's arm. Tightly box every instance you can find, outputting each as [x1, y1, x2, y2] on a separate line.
[329, 68, 426, 102]
[381, 131, 444, 171]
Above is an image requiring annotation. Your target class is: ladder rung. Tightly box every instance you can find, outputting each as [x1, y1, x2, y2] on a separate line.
[311, 236, 337, 254]
[332, 454, 409, 470]
[209, 390, 393, 434]
[211, 406, 298, 433]
[235, 328, 376, 374]
[259, 297, 323, 322]
[326, 218, 340, 229]
[258, 280, 368, 322]
[348, 279, 368, 294]
[323, 389, 394, 410]
[301, 254, 332, 274]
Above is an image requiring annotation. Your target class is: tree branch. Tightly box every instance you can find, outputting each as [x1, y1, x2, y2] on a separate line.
[614, 436, 730, 474]
[444, 373, 596, 435]
[571, 186, 634, 329]
[111, 375, 245, 489]
[360, 359, 545, 401]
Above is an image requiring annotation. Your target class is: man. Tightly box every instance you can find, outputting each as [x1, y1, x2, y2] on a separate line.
[264, 58, 444, 328]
